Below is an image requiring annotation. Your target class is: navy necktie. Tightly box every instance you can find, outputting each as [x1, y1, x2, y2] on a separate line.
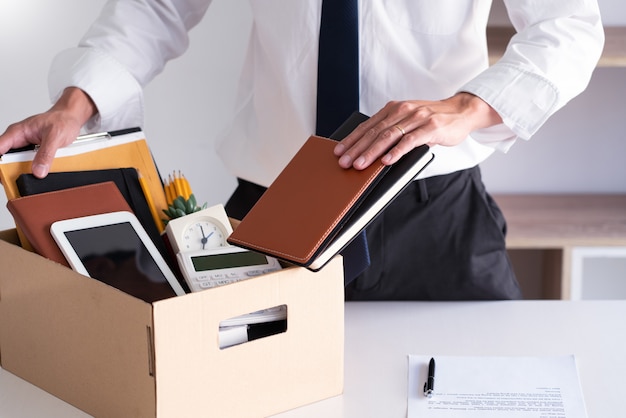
[316, 0, 370, 284]
[316, 0, 359, 138]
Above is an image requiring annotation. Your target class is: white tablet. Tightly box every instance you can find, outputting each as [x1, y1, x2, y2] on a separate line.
[50, 211, 186, 302]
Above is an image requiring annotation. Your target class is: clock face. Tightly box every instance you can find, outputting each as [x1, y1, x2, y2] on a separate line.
[164, 204, 234, 254]
[180, 218, 228, 252]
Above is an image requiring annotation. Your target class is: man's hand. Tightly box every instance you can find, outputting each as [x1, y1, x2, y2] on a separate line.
[333, 92, 503, 170]
[0, 87, 97, 178]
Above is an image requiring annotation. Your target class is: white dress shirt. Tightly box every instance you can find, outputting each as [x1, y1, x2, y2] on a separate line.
[48, 0, 604, 187]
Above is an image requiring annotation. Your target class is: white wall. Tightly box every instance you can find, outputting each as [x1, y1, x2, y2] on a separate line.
[0, 0, 624, 232]
[481, 67, 626, 194]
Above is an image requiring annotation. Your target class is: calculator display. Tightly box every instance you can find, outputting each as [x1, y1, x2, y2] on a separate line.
[176, 246, 282, 292]
[191, 250, 269, 272]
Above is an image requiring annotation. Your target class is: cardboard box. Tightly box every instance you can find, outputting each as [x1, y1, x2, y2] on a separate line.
[0, 229, 344, 417]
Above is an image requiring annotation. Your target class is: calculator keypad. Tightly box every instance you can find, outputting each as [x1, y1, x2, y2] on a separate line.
[190, 267, 281, 291]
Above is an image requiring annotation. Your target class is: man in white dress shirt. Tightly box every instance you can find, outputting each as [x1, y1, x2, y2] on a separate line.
[0, 1, 604, 300]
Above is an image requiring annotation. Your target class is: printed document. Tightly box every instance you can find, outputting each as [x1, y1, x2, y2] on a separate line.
[408, 355, 587, 418]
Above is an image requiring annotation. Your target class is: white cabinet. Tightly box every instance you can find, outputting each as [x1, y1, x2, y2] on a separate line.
[571, 247, 626, 300]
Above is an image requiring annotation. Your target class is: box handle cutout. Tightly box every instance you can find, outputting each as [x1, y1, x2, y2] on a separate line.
[219, 304, 287, 349]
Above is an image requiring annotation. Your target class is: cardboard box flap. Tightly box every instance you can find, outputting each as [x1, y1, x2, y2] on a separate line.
[152, 257, 345, 418]
[0, 239, 157, 417]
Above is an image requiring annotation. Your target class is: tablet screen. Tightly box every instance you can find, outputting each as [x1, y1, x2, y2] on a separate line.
[62, 221, 177, 302]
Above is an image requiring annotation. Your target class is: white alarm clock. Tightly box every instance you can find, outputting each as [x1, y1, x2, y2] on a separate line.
[165, 204, 282, 292]
[165, 204, 233, 254]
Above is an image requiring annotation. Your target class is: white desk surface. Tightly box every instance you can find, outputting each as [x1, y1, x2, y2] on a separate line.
[1, 300, 625, 417]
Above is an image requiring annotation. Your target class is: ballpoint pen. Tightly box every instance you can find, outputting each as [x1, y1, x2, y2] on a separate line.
[423, 357, 435, 398]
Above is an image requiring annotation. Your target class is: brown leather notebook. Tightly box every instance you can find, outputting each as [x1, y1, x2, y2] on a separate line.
[227, 135, 433, 270]
[6, 182, 133, 267]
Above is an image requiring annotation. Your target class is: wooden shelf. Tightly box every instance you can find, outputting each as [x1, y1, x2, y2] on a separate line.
[495, 194, 626, 249]
[488, 26, 626, 67]
[493, 194, 626, 300]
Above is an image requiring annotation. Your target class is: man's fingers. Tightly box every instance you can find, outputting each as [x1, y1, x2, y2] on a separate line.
[30, 126, 78, 178]
[0, 121, 36, 155]
[31, 149, 54, 178]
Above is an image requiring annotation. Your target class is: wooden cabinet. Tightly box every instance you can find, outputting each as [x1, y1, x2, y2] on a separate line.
[494, 194, 626, 299]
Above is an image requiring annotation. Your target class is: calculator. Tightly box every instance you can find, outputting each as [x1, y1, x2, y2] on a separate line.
[176, 245, 282, 292]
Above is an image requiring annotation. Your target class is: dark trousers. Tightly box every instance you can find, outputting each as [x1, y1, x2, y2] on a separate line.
[226, 165, 522, 301]
[346, 165, 521, 300]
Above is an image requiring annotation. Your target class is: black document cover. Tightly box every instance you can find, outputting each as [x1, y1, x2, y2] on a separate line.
[313, 111, 435, 269]
[228, 112, 434, 271]
[16, 168, 167, 259]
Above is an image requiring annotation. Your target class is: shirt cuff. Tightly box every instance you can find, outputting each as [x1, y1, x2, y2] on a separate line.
[460, 63, 559, 141]
[48, 47, 144, 132]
